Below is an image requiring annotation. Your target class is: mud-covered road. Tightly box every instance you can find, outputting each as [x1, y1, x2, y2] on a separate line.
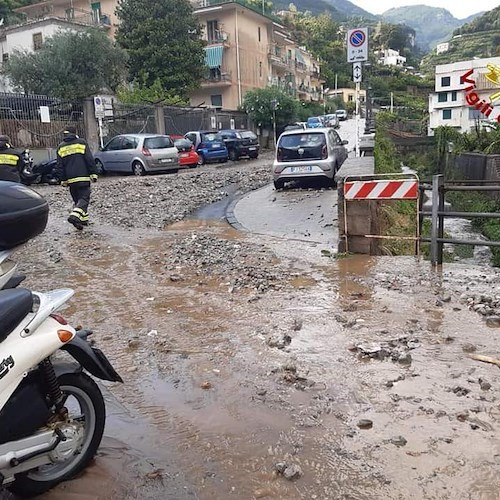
[7, 145, 500, 500]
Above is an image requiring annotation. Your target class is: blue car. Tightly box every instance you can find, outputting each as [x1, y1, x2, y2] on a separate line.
[306, 116, 324, 129]
[184, 130, 229, 165]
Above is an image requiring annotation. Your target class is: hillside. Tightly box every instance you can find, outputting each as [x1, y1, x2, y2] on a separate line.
[275, 0, 374, 19]
[381, 5, 482, 50]
[421, 7, 500, 72]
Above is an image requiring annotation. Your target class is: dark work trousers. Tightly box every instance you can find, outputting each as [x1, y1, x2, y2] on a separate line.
[69, 182, 91, 221]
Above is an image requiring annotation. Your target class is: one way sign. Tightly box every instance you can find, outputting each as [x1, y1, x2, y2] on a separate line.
[353, 62, 362, 83]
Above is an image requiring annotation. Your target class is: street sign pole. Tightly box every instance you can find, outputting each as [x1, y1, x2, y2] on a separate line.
[347, 29, 368, 158]
[355, 82, 360, 157]
[98, 117, 104, 149]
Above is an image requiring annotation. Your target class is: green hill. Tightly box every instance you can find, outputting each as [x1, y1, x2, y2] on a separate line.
[421, 7, 500, 73]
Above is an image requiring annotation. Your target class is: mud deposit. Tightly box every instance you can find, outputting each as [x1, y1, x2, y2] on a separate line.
[8, 165, 500, 499]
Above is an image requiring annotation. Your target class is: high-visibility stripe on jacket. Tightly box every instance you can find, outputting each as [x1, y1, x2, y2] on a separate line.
[55, 134, 97, 184]
[0, 153, 20, 165]
[58, 144, 87, 157]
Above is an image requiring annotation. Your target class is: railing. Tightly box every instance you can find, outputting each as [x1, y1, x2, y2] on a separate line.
[419, 175, 500, 265]
[202, 70, 232, 85]
[205, 30, 230, 44]
[192, 0, 281, 22]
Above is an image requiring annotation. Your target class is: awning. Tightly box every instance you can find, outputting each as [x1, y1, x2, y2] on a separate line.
[204, 46, 224, 69]
[295, 48, 306, 64]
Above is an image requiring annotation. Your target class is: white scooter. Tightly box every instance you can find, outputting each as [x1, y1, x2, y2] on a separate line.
[0, 248, 122, 497]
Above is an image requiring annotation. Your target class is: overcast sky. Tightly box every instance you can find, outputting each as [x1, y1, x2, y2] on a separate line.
[352, 0, 499, 19]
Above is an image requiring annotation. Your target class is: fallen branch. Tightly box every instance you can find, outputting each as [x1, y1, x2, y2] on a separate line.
[469, 354, 500, 367]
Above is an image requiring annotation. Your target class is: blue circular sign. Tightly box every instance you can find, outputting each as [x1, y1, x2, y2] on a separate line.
[350, 30, 365, 47]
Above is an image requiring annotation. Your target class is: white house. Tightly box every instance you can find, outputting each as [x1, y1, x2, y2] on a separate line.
[376, 48, 406, 67]
[436, 42, 449, 55]
[428, 56, 500, 135]
[0, 17, 98, 92]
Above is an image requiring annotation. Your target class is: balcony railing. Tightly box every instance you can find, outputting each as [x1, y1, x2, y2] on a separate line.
[205, 30, 230, 46]
[202, 69, 232, 86]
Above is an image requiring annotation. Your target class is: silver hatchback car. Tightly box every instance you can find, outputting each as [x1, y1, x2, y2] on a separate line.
[94, 134, 179, 176]
[273, 128, 348, 189]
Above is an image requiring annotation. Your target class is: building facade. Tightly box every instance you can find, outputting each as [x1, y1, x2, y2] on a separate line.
[428, 57, 500, 135]
[190, 0, 323, 110]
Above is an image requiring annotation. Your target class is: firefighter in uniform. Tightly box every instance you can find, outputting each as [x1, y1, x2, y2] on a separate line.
[55, 126, 98, 230]
[0, 135, 25, 183]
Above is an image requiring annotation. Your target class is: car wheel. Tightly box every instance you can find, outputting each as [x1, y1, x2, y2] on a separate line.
[274, 179, 285, 190]
[228, 149, 238, 161]
[95, 159, 105, 175]
[189, 163, 198, 169]
[221, 157, 228, 163]
[249, 153, 259, 159]
[132, 161, 145, 176]
[197, 154, 205, 166]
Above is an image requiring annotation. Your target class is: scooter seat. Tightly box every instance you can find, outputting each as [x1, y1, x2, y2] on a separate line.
[0, 288, 33, 343]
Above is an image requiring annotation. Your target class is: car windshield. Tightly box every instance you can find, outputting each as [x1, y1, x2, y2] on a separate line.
[278, 132, 326, 162]
[240, 131, 257, 140]
[144, 136, 173, 149]
[308, 118, 320, 124]
[201, 132, 222, 142]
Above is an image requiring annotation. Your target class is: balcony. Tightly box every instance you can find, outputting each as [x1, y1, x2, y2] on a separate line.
[201, 69, 232, 87]
[205, 30, 230, 48]
[267, 46, 293, 70]
[295, 61, 308, 74]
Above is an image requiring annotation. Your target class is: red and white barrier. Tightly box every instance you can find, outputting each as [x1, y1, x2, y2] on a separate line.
[344, 179, 419, 200]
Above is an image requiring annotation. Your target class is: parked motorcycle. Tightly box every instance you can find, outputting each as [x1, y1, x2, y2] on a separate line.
[0, 181, 122, 497]
[20, 155, 59, 187]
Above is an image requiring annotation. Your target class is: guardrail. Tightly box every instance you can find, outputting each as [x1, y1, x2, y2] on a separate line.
[419, 174, 500, 266]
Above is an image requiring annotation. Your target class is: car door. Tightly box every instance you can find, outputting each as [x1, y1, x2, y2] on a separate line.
[185, 133, 198, 150]
[331, 130, 347, 165]
[99, 136, 123, 172]
[115, 135, 139, 172]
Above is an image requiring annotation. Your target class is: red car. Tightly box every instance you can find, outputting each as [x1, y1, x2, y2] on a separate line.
[171, 135, 200, 168]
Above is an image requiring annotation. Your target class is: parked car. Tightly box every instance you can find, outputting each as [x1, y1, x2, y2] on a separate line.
[306, 116, 324, 129]
[324, 114, 340, 128]
[219, 129, 259, 161]
[94, 134, 179, 176]
[335, 109, 348, 121]
[184, 130, 229, 165]
[171, 134, 199, 169]
[283, 122, 307, 132]
[273, 127, 349, 189]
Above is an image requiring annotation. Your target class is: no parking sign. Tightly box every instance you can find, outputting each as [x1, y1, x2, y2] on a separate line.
[347, 28, 368, 63]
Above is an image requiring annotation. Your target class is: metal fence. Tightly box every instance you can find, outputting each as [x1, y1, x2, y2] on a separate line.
[420, 174, 500, 266]
[0, 93, 83, 149]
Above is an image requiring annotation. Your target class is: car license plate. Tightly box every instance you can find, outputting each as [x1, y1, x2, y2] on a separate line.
[180, 153, 188, 158]
[249, 147, 256, 151]
[212, 143, 220, 148]
[160, 158, 172, 163]
[290, 166, 313, 173]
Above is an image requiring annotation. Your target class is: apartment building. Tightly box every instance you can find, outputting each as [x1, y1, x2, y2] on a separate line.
[15, 0, 116, 34]
[428, 57, 500, 134]
[190, 0, 323, 110]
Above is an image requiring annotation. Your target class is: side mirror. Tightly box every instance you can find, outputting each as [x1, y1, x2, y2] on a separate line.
[342, 140, 349, 145]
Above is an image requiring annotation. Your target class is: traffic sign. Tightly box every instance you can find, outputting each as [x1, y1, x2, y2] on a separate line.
[347, 28, 368, 63]
[94, 96, 105, 119]
[353, 62, 362, 83]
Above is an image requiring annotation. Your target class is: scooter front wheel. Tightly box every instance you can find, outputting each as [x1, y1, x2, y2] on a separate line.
[8, 372, 106, 498]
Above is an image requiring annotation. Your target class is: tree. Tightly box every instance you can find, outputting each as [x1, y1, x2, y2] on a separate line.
[116, 0, 205, 101]
[4, 28, 127, 100]
[242, 87, 298, 129]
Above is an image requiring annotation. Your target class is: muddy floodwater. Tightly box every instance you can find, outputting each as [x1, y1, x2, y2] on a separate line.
[10, 175, 500, 499]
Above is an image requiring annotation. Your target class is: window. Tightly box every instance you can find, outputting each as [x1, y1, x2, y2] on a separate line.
[348, 95, 353, 102]
[2, 53, 8, 63]
[442, 109, 452, 120]
[211, 94, 222, 108]
[451, 91, 457, 101]
[104, 137, 123, 151]
[144, 136, 173, 149]
[438, 92, 448, 102]
[469, 108, 482, 119]
[207, 20, 218, 42]
[33, 33, 43, 51]
[209, 67, 221, 80]
[185, 133, 196, 144]
[122, 136, 139, 150]
[259, 61, 262, 78]
[258, 26, 261, 42]
[441, 76, 451, 87]
[91, 2, 101, 22]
